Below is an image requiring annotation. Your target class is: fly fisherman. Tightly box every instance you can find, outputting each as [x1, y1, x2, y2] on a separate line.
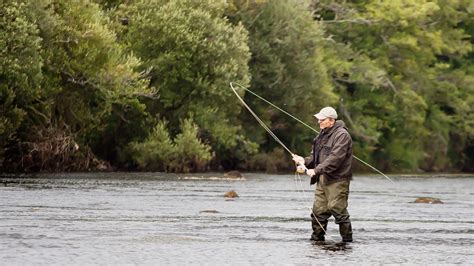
[292, 107, 353, 243]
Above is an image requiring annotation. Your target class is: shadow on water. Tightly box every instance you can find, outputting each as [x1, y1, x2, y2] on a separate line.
[312, 240, 353, 252]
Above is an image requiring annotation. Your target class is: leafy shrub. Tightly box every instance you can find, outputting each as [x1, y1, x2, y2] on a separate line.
[129, 120, 175, 171]
[172, 119, 212, 172]
[129, 118, 212, 172]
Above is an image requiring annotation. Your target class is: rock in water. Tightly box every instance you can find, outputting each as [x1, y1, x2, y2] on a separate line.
[224, 170, 243, 178]
[224, 190, 239, 198]
[414, 197, 443, 204]
[200, 210, 220, 213]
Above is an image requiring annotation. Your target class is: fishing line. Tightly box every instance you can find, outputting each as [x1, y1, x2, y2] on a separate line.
[229, 82, 293, 154]
[229, 82, 335, 240]
[230, 81, 394, 184]
[293, 172, 337, 241]
[229, 81, 401, 240]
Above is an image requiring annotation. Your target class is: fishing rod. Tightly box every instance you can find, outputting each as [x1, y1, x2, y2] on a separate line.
[229, 82, 294, 155]
[229, 81, 333, 240]
[229, 81, 394, 184]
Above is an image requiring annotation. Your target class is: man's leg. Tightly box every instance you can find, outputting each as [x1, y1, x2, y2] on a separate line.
[338, 222, 353, 242]
[326, 179, 352, 242]
[311, 180, 331, 241]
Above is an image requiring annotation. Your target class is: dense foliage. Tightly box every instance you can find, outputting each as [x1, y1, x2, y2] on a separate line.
[1, 0, 472, 173]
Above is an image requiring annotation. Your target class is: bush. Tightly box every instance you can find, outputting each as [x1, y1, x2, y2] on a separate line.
[129, 120, 174, 171]
[172, 119, 213, 172]
[129, 118, 212, 172]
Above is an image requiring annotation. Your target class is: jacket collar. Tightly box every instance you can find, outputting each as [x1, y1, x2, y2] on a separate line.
[321, 120, 346, 136]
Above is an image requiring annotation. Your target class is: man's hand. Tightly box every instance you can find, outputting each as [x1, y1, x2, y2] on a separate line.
[292, 154, 305, 165]
[306, 169, 315, 177]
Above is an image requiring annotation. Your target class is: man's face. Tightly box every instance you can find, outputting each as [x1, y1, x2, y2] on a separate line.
[318, 118, 334, 130]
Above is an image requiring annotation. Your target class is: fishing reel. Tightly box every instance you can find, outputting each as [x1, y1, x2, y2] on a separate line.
[296, 164, 307, 174]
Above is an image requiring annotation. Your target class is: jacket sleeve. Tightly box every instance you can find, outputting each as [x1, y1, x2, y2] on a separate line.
[314, 131, 351, 174]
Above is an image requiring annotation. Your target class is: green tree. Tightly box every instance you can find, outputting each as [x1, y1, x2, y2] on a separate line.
[312, 0, 473, 171]
[114, 0, 253, 170]
[227, 0, 337, 170]
[0, 0, 44, 168]
[1, 0, 152, 171]
[38, 0, 153, 170]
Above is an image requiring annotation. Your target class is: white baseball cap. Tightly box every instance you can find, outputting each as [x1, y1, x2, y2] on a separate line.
[314, 107, 338, 120]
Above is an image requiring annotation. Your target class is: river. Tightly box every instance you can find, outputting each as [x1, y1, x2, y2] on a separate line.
[0, 173, 473, 264]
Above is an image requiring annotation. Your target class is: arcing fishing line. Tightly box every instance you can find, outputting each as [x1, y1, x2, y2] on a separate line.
[230, 81, 394, 184]
[229, 82, 292, 154]
[229, 82, 335, 240]
[294, 171, 337, 241]
[230, 81, 401, 228]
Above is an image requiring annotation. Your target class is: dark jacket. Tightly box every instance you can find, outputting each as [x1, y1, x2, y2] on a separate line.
[305, 120, 353, 185]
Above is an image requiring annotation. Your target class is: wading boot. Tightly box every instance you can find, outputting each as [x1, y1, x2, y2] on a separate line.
[339, 222, 353, 242]
[310, 218, 327, 242]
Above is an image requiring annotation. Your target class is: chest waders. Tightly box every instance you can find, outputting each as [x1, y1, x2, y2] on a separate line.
[311, 176, 352, 242]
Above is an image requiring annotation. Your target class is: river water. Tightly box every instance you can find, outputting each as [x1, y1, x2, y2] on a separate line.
[0, 173, 473, 265]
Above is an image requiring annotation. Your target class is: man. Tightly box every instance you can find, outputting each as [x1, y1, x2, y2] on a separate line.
[292, 106, 353, 243]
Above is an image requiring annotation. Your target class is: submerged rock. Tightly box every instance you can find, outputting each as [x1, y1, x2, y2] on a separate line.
[199, 210, 220, 213]
[224, 190, 239, 198]
[224, 170, 243, 178]
[414, 197, 443, 204]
